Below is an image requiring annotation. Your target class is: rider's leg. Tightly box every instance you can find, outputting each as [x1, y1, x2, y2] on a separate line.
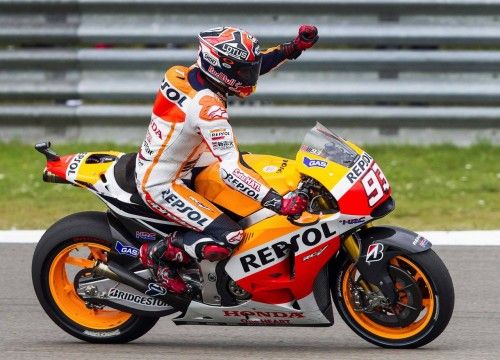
[139, 232, 191, 294]
[137, 180, 242, 293]
[175, 214, 243, 262]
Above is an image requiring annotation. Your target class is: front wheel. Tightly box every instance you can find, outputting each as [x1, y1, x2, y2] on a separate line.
[332, 249, 454, 348]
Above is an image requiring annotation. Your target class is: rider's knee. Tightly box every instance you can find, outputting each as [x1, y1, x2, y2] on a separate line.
[204, 213, 243, 249]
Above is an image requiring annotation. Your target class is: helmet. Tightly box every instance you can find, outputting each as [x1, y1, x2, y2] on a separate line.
[197, 26, 262, 97]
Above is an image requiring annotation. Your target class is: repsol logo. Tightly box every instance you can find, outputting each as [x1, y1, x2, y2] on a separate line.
[221, 168, 260, 200]
[161, 188, 208, 227]
[160, 78, 187, 107]
[347, 153, 373, 184]
[240, 223, 337, 273]
[108, 288, 169, 307]
[67, 153, 86, 176]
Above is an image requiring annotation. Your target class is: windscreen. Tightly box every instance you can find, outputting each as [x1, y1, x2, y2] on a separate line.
[300, 122, 359, 167]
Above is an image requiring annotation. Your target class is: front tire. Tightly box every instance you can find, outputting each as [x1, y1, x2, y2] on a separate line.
[332, 249, 454, 348]
[32, 211, 159, 343]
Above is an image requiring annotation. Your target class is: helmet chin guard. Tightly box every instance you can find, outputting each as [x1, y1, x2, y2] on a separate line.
[197, 26, 262, 97]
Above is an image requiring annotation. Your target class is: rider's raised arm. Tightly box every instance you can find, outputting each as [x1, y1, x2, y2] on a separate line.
[259, 24, 319, 75]
[195, 94, 272, 203]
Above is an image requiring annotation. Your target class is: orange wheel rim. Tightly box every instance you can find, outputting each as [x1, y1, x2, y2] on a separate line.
[48, 241, 132, 330]
[342, 256, 435, 340]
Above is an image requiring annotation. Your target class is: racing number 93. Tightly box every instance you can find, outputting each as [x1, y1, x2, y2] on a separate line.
[361, 163, 389, 207]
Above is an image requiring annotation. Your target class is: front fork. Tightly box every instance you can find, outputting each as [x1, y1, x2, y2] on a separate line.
[342, 224, 375, 293]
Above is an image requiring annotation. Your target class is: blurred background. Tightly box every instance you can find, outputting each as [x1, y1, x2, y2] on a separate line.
[1, 0, 500, 145]
[0, 0, 498, 230]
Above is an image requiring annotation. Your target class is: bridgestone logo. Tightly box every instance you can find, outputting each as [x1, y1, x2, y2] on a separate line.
[108, 288, 169, 307]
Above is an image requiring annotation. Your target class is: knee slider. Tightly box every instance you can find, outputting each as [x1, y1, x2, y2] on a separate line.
[225, 230, 243, 247]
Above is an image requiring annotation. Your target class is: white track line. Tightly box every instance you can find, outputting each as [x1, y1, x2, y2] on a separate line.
[0, 230, 499, 245]
[0, 230, 45, 244]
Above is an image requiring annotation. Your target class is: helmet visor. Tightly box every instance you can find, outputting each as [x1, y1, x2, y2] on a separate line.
[234, 60, 262, 86]
[221, 57, 262, 87]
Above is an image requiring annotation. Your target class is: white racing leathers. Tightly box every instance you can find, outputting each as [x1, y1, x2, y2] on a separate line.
[135, 65, 273, 258]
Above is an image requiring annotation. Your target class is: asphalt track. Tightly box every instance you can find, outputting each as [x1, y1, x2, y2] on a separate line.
[0, 245, 498, 360]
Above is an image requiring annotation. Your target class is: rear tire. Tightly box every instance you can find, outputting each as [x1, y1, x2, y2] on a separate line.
[32, 211, 159, 343]
[332, 249, 454, 348]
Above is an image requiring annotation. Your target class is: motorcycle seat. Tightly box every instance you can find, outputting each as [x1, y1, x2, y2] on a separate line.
[113, 152, 138, 194]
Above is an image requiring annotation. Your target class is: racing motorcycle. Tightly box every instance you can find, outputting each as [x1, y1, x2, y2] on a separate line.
[32, 122, 454, 348]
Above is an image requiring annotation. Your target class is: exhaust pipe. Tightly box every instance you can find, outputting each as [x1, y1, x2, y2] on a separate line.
[94, 261, 190, 312]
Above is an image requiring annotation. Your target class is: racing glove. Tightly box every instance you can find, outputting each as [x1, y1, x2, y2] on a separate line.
[262, 189, 308, 217]
[281, 24, 319, 60]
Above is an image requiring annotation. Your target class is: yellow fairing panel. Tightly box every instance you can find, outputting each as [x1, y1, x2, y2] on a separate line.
[75, 151, 123, 185]
[295, 142, 364, 190]
[194, 154, 300, 217]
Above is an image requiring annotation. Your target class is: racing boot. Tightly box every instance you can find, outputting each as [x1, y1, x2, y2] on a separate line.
[139, 232, 191, 294]
[156, 266, 188, 295]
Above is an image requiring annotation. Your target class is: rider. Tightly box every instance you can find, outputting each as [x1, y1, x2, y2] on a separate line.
[136, 25, 319, 294]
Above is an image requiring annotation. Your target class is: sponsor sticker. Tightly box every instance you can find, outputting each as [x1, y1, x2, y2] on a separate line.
[302, 245, 329, 262]
[232, 169, 261, 191]
[208, 65, 242, 87]
[203, 51, 220, 67]
[145, 283, 167, 297]
[413, 235, 431, 248]
[276, 160, 288, 173]
[66, 152, 86, 177]
[346, 153, 374, 184]
[189, 196, 213, 211]
[135, 231, 156, 241]
[159, 78, 187, 108]
[303, 157, 327, 168]
[221, 168, 261, 200]
[223, 310, 304, 319]
[239, 222, 337, 273]
[263, 160, 288, 174]
[199, 96, 228, 121]
[83, 329, 121, 337]
[210, 128, 232, 140]
[161, 188, 209, 227]
[149, 120, 163, 139]
[221, 43, 249, 60]
[226, 230, 243, 245]
[366, 243, 384, 263]
[115, 241, 139, 257]
[262, 165, 278, 173]
[212, 140, 234, 151]
[300, 145, 322, 156]
[108, 288, 169, 307]
[142, 140, 154, 156]
[339, 217, 366, 226]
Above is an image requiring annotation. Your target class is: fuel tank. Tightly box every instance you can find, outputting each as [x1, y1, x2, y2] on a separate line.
[194, 154, 300, 217]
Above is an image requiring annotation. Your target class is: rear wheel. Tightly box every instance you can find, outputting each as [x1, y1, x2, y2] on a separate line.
[332, 250, 454, 348]
[32, 212, 159, 343]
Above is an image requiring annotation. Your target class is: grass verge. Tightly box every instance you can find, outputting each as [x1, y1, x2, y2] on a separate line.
[0, 142, 498, 230]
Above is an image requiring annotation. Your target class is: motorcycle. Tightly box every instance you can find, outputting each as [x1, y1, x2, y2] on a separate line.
[32, 122, 454, 348]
